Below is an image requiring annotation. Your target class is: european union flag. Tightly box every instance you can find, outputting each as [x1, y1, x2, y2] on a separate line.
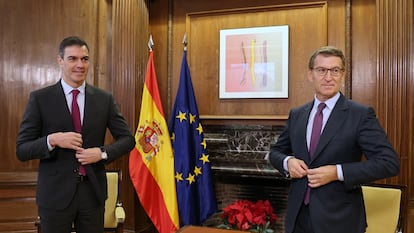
[168, 50, 217, 226]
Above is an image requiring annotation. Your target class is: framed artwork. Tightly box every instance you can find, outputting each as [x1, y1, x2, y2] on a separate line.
[219, 25, 289, 99]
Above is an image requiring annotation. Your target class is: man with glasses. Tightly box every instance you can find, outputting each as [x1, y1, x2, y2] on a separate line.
[268, 46, 400, 233]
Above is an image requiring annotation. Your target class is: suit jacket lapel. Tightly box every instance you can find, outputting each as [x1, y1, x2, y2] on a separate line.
[311, 94, 349, 161]
[82, 84, 97, 135]
[51, 81, 74, 131]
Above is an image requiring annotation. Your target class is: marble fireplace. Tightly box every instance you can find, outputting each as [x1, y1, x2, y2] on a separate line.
[203, 124, 290, 232]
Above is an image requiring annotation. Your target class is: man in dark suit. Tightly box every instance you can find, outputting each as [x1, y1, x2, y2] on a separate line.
[268, 46, 400, 233]
[16, 36, 135, 233]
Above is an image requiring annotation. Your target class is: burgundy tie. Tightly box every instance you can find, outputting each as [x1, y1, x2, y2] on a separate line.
[304, 102, 326, 204]
[71, 89, 86, 176]
[309, 103, 326, 157]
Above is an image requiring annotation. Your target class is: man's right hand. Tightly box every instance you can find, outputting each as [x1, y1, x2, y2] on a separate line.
[287, 157, 309, 179]
[48, 132, 83, 150]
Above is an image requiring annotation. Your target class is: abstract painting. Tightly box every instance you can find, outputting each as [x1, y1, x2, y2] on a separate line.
[219, 25, 289, 99]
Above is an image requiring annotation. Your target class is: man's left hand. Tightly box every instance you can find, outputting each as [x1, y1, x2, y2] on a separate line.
[75, 147, 101, 165]
[307, 165, 338, 188]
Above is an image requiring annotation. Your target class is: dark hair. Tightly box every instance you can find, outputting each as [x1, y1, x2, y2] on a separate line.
[308, 46, 346, 69]
[58, 36, 89, 58]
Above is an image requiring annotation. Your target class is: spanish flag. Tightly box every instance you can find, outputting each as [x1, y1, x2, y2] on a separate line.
[129, 49, 179, 233]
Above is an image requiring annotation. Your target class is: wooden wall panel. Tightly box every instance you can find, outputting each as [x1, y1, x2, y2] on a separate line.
[149, 0, 171, 115]
[351, 0, 377, 105]
[109, 0, 150, 231]
[170, 0, 347, 122]
[376, 0, 413, 207]
[0, 172, 37, 233]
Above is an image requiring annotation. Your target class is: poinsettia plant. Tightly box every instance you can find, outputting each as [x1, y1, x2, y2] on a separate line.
[218, 199, 279, 233]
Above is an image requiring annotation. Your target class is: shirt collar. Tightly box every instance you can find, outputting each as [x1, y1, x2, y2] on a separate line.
[61, 79, 86, 95]
[313, 92, 340, 110]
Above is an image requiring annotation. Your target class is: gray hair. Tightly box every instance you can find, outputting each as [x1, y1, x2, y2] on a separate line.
[308, 46, 346, 69]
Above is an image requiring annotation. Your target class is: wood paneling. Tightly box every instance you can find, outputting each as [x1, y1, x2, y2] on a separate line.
[0, 172, 37, 232]
[169, 1, 348, 121]
[351, 0, 377, 105]
[161, 0, 349, 126]
[375, 0, 413, 214]
[351, 1, 414, 220]
[149, 0, 171, 115]
[109, 0, 151, 231]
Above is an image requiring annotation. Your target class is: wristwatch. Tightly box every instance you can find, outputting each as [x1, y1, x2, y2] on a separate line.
[100, 147, 108, 160]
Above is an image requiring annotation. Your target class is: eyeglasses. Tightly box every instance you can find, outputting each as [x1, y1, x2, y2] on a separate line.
[312, 67, 344, 77]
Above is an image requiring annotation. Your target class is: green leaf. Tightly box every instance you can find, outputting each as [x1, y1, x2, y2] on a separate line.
[216, 224, 230, 229]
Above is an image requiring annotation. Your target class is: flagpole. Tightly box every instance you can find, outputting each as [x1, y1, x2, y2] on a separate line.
[182, 33, 187, 51]
[148, 35, 154, 51]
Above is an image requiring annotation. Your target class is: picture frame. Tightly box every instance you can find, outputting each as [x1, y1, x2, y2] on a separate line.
[219, 25, 289, 99]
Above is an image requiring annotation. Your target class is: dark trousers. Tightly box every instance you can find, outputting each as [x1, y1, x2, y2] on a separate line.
[293, 204, 315, 233]
[38, 180, 104, 233]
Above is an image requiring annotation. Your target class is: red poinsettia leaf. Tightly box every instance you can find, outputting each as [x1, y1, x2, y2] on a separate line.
[244, 208, 254, 223]
[228, 214, 237, 225]
[235, 213, 247, 224]
[252, 215, 265, 226]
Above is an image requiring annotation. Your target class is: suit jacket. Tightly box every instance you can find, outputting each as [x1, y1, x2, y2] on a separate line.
[16, 81, 135, 210]
[269, 93, 400, 233]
